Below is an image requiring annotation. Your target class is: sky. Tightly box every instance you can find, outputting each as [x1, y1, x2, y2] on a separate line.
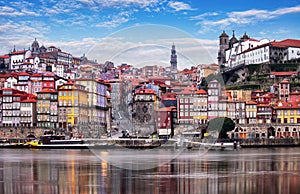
[0, 0, 300, 69]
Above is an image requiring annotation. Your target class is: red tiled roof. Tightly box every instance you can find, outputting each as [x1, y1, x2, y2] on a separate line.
[196, 89, 207, 95]
[270, 39, 300, 48]
[246, 101, 257, 105]
[0, 73, 11, 78]
[21, 99, 36, 103]
[280, 79, 289, 83]
[10, 50, 26, 55]
[157, 106, 177, 112]
[271, 71, 297, 76]
[240, 39, 300, 54]
[290, 91, 300, 95]
[31, 73, 42, 77]
[247, 38, 259, 42]
[19, 72, 30, 76]
[163, 97, 176, 100]
[22, 62, 32, 65]
[38, 88, 57, 93]
[0, 55, 9, 59]
[136, 88, 156, 95]
[275, 101, 300, 109]
[177, 87, 194, 94]
[43, 73, 54, 77]
[26, 56, 35, 59]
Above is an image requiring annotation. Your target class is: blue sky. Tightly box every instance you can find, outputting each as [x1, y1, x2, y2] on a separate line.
[0, 0, 300, 68]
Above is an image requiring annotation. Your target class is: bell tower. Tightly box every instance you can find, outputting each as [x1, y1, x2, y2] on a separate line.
[218, 31, 229, 66]
[31, 38, 40, 56]
[170, 43, 177, 71]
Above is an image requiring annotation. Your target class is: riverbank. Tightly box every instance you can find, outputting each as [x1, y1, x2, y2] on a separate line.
[238, 138, 300, 148]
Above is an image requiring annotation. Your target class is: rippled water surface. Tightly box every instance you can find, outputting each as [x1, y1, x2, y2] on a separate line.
[0, 148, 300, 194]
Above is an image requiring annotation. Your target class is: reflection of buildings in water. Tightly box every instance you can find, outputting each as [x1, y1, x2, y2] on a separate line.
[0, 150, 299, 193]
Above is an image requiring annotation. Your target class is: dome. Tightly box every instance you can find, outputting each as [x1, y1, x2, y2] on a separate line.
[31, 38, 40, 54]
[240, 32, 250, 41]
[32, 38, 39, 48]
[219, 31, 228, 38]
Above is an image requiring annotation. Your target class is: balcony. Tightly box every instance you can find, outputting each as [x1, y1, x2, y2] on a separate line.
[257, 112, 272, 115]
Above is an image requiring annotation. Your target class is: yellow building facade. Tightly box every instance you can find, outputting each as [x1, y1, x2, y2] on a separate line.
[275, 101, 300, 137]
[58, 82, 88, 134]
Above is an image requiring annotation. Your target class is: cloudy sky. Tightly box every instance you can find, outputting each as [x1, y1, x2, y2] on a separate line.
[0, 0, 299, 69]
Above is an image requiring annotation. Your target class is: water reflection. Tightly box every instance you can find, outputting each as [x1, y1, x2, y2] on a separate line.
[0, 148, 299, 194]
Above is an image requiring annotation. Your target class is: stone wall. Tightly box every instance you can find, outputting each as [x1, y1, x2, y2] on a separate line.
[0, 127, 46, 139]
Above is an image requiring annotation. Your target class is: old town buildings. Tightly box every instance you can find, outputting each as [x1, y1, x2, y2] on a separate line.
[0, 37, 300, 140]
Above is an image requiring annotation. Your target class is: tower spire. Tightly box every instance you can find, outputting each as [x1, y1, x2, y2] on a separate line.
[170, 43, 177, 71]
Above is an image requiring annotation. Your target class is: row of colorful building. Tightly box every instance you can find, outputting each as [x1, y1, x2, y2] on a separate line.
[0, 71, 111, 138]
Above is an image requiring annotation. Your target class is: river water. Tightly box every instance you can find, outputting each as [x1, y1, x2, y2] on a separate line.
[0, 147, 299, 194]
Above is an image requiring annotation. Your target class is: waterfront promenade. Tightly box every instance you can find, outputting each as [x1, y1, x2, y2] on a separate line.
[238, 138, 300, 148]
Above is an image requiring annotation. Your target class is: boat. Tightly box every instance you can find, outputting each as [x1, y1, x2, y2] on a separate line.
[186, 140, 239, 150]
[17, 135, 87, 149]
[115, 138, 162, 149]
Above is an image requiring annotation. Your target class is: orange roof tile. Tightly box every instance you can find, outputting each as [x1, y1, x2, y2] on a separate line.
[246, 101, 257, 105]
[0, 55, 9, 59]
[10, 50, 26, 55]
[21, 99, 36, 103]
[196, 89, 207, 95]
[271, 71, 297, 76]
[270, 39, 300, 48]
[136, 88, 156, 95]
[38, 88, 57, 93]
[19, 72, 30, 76]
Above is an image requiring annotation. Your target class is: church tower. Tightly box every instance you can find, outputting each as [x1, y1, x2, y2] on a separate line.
[217, 31, 229, 66]
[170, 43, 177, 71]
[31, 38, 40, 56]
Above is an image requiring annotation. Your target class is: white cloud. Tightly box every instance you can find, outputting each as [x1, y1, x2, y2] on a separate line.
[193, 5, 300, 29]
[0, 6, 40, 16]
[85, 25, 218, 67]
[190, 12, 219, 20]
[86, 36, 217, 68]
[0, 20, 49, 54]
[42, 38, 101, 57]
[96, 11, 133, 28]
[96, 17, 130, 28]
[168, 1, 195, 12]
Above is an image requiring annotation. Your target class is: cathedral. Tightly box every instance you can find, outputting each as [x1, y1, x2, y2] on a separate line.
[217, 30, 250, 66]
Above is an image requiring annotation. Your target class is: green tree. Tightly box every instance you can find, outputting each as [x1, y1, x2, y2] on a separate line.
[231, 73, 239, 83]
[206, 117, 235, 139]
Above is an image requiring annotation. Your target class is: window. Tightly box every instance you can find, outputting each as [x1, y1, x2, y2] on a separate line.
[290, 118, 294, 123]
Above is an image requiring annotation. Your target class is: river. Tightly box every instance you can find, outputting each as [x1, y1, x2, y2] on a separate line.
[0, 147, 299, 194]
